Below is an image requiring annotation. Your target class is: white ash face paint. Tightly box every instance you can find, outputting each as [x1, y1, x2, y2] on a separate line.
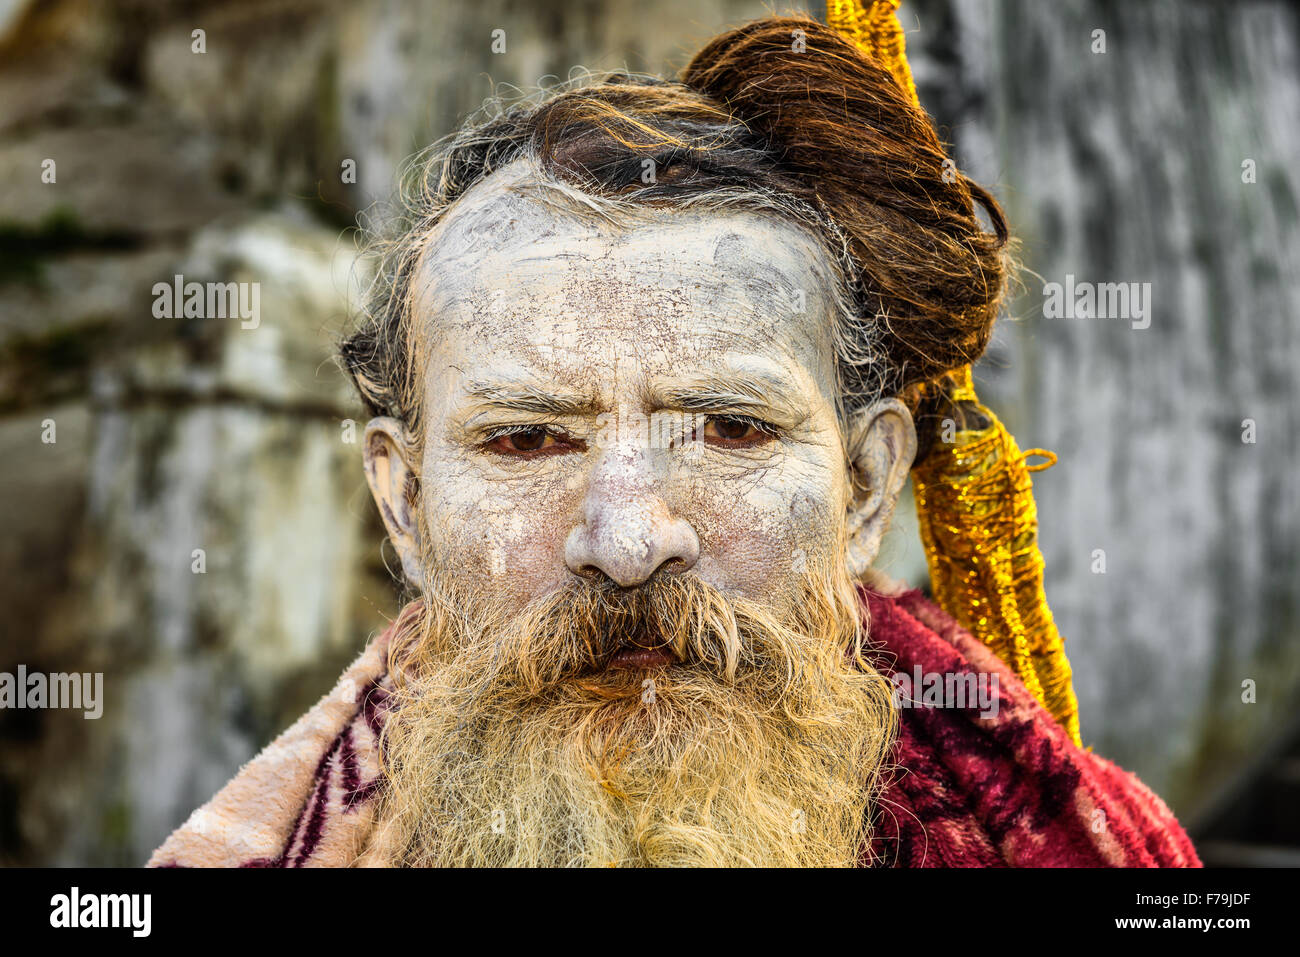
[371, 160, 912, 615]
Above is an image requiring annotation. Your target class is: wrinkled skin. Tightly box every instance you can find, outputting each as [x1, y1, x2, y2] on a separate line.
[364, 162, 916, 616]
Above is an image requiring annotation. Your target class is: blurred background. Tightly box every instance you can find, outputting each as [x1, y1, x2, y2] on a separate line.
[0, 0, 1296, 866]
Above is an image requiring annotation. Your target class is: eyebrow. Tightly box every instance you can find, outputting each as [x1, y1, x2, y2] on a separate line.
[650, 368, 810, 427]
[460, 379, 601, 419]
[457, 366, 812, 429]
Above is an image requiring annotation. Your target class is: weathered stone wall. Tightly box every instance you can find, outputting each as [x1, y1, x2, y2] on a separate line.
[0, 0, 814, 867]
[1, 0, 1295, 864]
[903, 0, 1300, 826]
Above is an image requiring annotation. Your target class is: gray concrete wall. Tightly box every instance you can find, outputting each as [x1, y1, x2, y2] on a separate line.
[0, 0, 1294, 863]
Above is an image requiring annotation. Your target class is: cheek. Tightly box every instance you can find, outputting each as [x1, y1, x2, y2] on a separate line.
[419, 454, 581, 608]
[684, 462, 844, 598]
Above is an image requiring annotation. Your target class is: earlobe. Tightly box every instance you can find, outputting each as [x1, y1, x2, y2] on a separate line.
[362, 417, 424, 585]
[843, 398, 917, 579]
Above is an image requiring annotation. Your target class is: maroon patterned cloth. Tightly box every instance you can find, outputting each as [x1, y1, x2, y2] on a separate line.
[863, 587, 1200, 867]
[149, 588, 1200, 867]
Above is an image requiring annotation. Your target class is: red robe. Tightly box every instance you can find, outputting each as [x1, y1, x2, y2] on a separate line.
[861, 587, 1199, 866]
[148, 586, 1200, 867]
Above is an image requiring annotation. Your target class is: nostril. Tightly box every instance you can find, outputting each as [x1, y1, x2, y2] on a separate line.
[658, 556, 689, 575]
[564, 499, 700, 588]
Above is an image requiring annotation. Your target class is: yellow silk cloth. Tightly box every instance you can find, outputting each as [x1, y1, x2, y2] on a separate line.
[827, 1, 1083, 746]
[827, 0, 918, 105]
[910, 370, 1082, 746]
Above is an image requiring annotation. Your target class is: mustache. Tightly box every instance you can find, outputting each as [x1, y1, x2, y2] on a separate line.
[503, 573, 745, 686]
[398, 561, 862, 709]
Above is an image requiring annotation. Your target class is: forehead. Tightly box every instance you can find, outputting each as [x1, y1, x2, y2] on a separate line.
[408, 161, 843, 394]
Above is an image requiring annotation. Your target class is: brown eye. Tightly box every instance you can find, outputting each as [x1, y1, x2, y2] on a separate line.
[506, 427, 549, 452]
[702, 415, 772, 447]
[484, 426, 581, 457]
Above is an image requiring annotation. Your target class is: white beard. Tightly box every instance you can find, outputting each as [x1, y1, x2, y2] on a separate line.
[365, 563, 897, 867]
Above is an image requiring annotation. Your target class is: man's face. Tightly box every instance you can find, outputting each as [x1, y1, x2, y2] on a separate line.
[368, 163, 911, 612]
[360, 163, 915, 866]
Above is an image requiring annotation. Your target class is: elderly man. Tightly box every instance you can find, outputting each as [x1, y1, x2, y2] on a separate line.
[149, 15, 1199, 868]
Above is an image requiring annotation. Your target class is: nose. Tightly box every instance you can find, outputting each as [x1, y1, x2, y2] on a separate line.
[564, 467, 700, 588]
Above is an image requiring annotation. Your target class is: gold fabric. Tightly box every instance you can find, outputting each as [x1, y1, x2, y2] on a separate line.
[827, 2, 1083, 745]
[911, 370, 1082, 746]
[827, 0, 918, 106]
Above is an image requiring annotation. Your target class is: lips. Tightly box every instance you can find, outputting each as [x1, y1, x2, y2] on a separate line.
[606, 646, 677, 671]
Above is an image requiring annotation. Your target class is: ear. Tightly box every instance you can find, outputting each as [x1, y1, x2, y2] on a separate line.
[843, 398, 917, 579]
[363, 417, 424, 585]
